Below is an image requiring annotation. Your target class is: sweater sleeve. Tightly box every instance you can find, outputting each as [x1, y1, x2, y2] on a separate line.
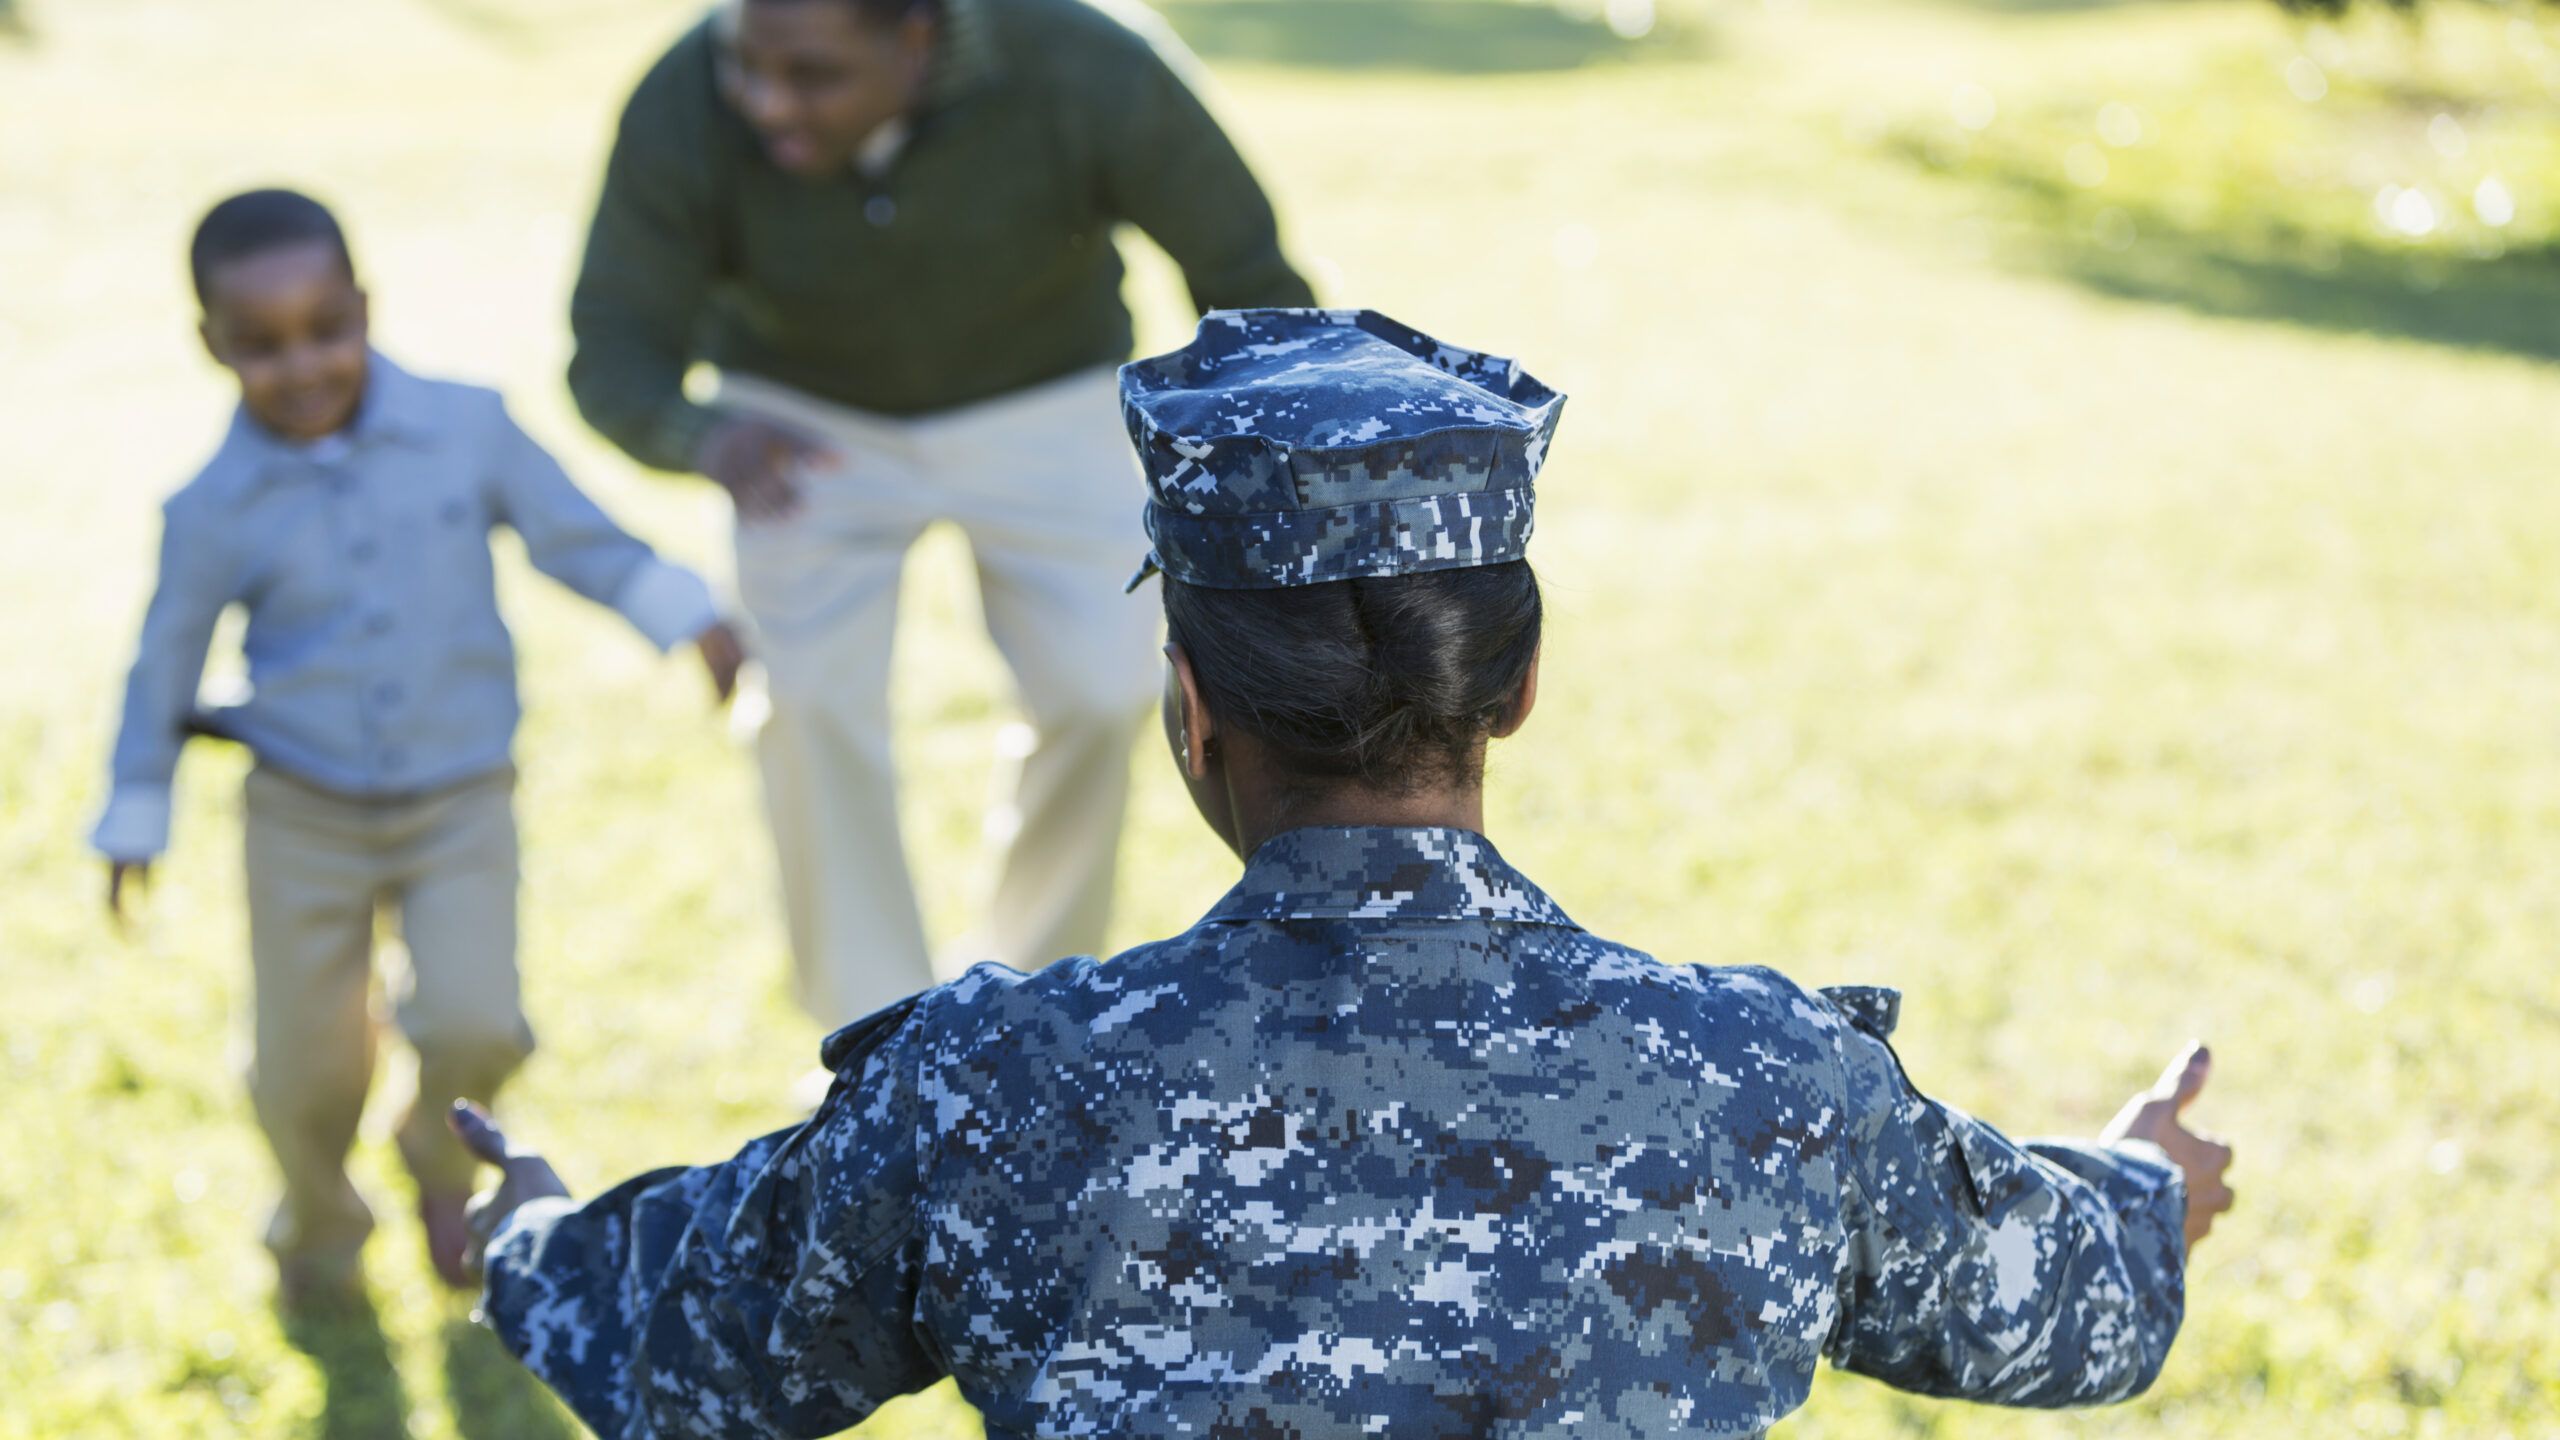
[568, 26, 728, 474]
[1090, 18, 1316, 313]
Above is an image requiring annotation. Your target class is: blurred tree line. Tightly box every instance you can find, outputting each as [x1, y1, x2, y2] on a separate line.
[2279, 0, 2553, 15]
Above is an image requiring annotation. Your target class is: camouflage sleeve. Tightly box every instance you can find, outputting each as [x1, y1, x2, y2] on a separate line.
[481, 998, 942, 1437]
[1822, 997, 2188, 1407]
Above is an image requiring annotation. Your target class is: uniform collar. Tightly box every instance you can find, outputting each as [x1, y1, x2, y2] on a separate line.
[218, 349, 434, 488]
[1202, 826, 1582, 928]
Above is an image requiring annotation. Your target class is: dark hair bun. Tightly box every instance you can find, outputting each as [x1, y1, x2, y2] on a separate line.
[1165, 563, 1542, 792]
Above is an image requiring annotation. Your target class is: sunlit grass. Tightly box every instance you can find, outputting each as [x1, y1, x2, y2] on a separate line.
[1894, 9, 2560, 258]
[4, 0, 2557, 1436]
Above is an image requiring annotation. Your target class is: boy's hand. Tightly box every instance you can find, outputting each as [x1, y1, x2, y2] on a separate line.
[106, 860, 150, 927]
[695, 415, 836, 522]
[450, 1102, 571, 1287]
[695, 621, 745, 705]
[2101, 1043, 2236, 1248]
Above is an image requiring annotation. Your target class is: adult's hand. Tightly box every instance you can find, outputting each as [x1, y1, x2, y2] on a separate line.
[106, 860, 150, 928]
[694, 415, 835, 522]
[2102, 1043, 2235, 1247]
[450, 1101, 572, 1286]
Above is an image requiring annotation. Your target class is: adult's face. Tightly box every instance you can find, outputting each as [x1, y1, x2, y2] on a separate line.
[717, 0, 934, 179]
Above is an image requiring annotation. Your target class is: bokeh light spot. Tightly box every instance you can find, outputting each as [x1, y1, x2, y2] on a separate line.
[2096, 101, 2145, 148]
[1604, 0, 1655, 40]
[2377, 185, 2438, 238]
[1951, 83, 1997, 132]
[2427, 113, 2468, 160]
[2474, 176, 2516, 228]
[2285, 57, 2328, 104]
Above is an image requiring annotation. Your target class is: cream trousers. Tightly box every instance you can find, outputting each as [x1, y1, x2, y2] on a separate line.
[241, 763, 530, 1269]
[721, 366, 1160, 1027]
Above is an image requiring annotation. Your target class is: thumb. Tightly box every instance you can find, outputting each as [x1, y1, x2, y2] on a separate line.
[2153, 1042, 2211, 1114]
[448, 1100, 514, 1167]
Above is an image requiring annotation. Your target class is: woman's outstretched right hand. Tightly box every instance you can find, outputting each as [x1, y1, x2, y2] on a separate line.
[2102, 1043, 2236, 1247]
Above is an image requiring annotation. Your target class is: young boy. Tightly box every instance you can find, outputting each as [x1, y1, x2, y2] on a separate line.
[91, 188, 744, 1304]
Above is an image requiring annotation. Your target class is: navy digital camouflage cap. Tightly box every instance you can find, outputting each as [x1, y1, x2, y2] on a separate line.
[1120, 308, 1566, 591]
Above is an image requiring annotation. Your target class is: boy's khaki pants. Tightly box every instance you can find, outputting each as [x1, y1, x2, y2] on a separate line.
[242, 764, 531, 1273]
[721, 366, 1160, 1028]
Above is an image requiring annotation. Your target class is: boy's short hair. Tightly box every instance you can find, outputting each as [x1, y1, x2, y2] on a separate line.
[190, 188, 353, 306]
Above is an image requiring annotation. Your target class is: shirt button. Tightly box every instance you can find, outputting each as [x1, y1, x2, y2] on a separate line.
[373, 680, 404, 707]
[349, 538, 379, 563]
[864, 195, 896, 227]
[366, 612, 394, 636]
[380, 747, 407, 773]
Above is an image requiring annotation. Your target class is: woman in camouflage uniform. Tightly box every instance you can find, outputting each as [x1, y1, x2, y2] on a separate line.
[459, 309, 2233, 1440]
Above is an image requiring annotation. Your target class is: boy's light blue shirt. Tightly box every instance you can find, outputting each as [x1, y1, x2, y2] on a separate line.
[92, 352, 718, 861]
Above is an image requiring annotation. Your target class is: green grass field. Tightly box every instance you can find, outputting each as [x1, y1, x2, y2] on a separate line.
[6, 0, 2558, 1434]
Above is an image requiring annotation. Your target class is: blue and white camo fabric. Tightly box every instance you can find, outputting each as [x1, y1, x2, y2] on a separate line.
[483, 826, 2186, 1438]
[1120, 309, 1564, 592]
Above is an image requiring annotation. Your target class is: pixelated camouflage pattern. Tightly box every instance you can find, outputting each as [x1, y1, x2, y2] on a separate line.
[1119, 309, 1564, 590]
[483, 827, 2186, 1439]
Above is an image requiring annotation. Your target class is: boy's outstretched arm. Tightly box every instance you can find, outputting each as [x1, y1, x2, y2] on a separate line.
[95, 498, 237, 907]
[1821, 993, 2231, 1407]
[478, 394, 729, 687]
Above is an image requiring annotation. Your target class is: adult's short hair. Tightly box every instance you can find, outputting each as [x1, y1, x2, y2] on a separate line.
[189, 188, 352, 306]
[1163, 563, 1544, 795]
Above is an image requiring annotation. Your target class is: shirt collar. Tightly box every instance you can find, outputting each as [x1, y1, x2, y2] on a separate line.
[1201, 826, 1582, 928]
[220, 349, 434, 486]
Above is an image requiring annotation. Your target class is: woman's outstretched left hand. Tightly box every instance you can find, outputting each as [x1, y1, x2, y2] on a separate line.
[450, 1101, 572, 1285]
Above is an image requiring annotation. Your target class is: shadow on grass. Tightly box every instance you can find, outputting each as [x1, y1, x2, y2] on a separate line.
[1157, 0, 1698, 73]
[2050, 232, 2560, 365]
[279, 1298, 412, 1440]
[1890, 134, 2560, 366]
[441, 1315, 577, 1440]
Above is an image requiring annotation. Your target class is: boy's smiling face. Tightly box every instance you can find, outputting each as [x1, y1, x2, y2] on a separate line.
[198, 238, 370, 444]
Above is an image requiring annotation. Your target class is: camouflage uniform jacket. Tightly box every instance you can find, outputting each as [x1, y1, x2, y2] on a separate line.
[483, 826, 2187, 1438]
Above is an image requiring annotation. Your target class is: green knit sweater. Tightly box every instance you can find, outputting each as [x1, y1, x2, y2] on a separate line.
[569, 0, 1315, 471]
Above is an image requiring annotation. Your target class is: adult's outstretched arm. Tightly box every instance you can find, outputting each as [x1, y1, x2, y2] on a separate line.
[480, 1000, 941, 1439]
[1093, 15, 1316, 313]
[1822, 990, 2189, 1406]
[568, 25, 727, 475]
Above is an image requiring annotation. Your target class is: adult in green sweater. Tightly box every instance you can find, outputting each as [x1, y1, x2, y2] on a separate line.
[572, 0, 1315, 1033]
